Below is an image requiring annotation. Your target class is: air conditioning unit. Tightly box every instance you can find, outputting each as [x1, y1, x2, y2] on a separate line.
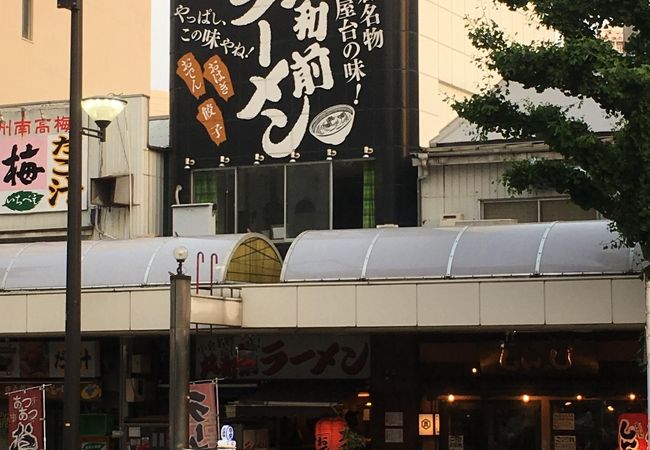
[172, 203, 216, 236]
[90, 175, 132, 207]
[440, 213, 464, 227]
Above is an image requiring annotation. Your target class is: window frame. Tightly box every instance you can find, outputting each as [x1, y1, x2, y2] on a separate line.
[481, 196, 601, 223]
[190, 159, 373, 240]
[22, 0, 33, 41]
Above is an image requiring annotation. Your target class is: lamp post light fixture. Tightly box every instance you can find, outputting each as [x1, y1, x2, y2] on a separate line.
[81, 96, 128, 142]
[57, 2, 126, 450]
[173, 246, 189, 274]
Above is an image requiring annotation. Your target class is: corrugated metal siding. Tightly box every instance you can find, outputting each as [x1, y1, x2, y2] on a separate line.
[422, 162, 553, 226]
[91, 95, 164, 239]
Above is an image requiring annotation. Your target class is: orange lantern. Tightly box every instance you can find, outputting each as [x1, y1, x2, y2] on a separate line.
[315, 417, 347, 450]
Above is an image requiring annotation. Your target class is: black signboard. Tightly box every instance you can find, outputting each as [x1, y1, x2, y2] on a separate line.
[170, 0, 419, 225]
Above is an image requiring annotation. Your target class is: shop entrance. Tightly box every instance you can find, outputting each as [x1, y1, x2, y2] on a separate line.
[439, 399, 541, 450]
[435, 396, 643, 450]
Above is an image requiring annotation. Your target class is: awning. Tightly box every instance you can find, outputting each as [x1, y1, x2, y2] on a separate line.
[281, 221, 643, 282]
[0, 234, 282, 291]
[225, 380, 364, 418]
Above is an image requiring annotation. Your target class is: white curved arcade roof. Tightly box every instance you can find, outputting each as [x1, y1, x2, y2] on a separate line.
[0, 234, 281, 291]
[281, 221, 643, 282]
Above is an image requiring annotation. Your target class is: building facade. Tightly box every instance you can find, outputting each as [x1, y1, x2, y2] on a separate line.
[413, 82, 617, 227]
[3, 2, 630, 450]
[168, 0, 553, 242]
[0, 96, 164, 242]
[0, 0, 169, 116]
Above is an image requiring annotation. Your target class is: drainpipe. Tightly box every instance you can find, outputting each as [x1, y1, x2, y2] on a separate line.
[413, 152, 429, 226]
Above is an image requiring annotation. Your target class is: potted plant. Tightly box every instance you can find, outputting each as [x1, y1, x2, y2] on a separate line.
[341, 427, 368, 450]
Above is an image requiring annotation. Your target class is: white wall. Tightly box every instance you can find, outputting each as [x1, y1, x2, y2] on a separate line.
[240, 278, 644, 329]
[0, 277, 640, 335]
[418, 1, 555, 145]
[417, 144, 561, 226]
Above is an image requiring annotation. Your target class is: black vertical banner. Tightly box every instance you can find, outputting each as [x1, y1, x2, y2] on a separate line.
[170, 0, 418, 224]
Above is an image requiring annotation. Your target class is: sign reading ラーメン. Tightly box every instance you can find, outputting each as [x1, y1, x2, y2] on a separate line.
[172, 0, 387, 165]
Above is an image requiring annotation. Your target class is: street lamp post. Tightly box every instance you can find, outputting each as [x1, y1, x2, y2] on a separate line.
[57, 2, 126, 450]
[170, 247, 191, 450]
[61, 2, 83, 450]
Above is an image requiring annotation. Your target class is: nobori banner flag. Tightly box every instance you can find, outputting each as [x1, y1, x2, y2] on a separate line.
[7, 386, 45, 450]
[189, 382, 218, 449]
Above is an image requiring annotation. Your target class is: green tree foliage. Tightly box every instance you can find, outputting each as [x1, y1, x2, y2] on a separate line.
[452, 0, 650, 252]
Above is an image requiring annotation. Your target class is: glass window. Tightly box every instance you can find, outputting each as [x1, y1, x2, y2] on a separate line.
[193, 170, 235, 234]
[191, 160, 374, 239]
[333, 161, 373, 229]
[483, 200, 538, 223]
[22, 0, 32, 40]
[286, 163, 330, 238]
[237, 166, 284, 237]
[439, 400, 483, 450]
[540, 199, 598, 222]
[483, 198, 600, 223]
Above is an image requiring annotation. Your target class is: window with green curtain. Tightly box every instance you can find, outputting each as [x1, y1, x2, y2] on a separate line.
[362, 161, 375, 228]
[193, 171, 217, 204]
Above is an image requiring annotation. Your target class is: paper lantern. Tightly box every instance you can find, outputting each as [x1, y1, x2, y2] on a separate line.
[315, 417, 347, 450]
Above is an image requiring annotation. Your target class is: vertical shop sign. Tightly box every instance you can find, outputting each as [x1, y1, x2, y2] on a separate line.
[189, 381, 218, 449]
[618, 413, 648, 450]
[7, 385, 45, 450]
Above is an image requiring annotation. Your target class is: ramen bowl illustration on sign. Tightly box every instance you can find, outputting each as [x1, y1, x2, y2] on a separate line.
[309, 104, 356, 145]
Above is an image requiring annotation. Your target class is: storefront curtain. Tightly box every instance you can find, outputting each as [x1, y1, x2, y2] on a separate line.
[362, 162, 375, 228]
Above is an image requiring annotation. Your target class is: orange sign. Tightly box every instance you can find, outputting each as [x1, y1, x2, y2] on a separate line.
[203, 55, 235, 102]
[176, 52, 206, 99]
[196, 99, 227, 146]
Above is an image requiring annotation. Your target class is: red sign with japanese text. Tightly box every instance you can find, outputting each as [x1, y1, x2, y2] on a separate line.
[619, 413, 648, 450]
[189, 382, 218, 449]
[196, 334, 370, 379]
[7, 386, 45, 450]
